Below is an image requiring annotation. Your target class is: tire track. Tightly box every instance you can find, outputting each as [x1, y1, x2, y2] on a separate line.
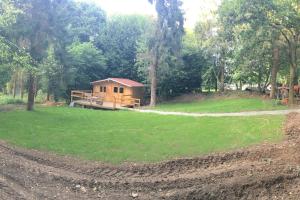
[0, 173, 37, 200]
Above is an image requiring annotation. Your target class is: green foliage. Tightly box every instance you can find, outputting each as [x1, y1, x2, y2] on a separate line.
[96, 15, 151, 80]
[67, 42, 107, 89]
[1, 0, 298, 105]
[0, 64, 12, 91]
[0, 94, 25, 105]
[194, 17, 229, 91]
[217, 0, 300, 93]
[0, 0, 21, 27]
[0, 107, 283, 163]
[70, 2, 106, 42]
[150, 0, 184, 55]
[158, 32, 205, 97]
[181, 31, 206, 92]
[40, 46, 64, 101]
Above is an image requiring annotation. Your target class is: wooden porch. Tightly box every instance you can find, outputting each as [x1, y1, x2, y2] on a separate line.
[70, 90, 141, 110]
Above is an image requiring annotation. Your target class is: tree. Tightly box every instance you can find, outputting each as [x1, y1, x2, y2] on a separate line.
[148, 0, 184, 106]
[195, 18, 230, 92]
[9, 0, 52, 110]
[219, 0, 299, 103]
[49, 1, 107, 100]
[0, 0, 31, 97]
[270, 40, 280, 98]
[0, 0, 21, 27]
[41, 46, 63, 101]
[69, 2, 106, 43]
[96, 15, 151, 80]
[67, 42, 107, 89]
[136, 30, 205, 99]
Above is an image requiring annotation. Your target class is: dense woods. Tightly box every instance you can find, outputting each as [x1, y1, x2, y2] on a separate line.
[0, 0, 299, 110]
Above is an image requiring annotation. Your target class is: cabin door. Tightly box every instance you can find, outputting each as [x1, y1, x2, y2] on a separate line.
[118, 86, 125, 104]
[111, 85, 122, 104]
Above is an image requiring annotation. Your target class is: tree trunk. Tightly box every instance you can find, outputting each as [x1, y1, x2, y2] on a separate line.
[47, 90, 50, 101]
[34, 77, 39, 98]
[27, 73, 35, 111]
[20, 71, 24, 99]
[239, 81, 242, 91]
[288, 41, 298, 105]
[13, 73, 17, 98]
[215, 79, 218, 92]
[288, 64, 296, 105]
[219, 62, 225, 92]
[149, 63, 157, 106]
[258, 67, 262, 93]
[235, 83, 239, 90]
[270, 47, 279, 99]
[293, 68, 298, 85]
[149, 48, 159, 107]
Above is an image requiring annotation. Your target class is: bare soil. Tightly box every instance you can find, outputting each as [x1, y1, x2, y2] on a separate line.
[2, 113, 300, 199]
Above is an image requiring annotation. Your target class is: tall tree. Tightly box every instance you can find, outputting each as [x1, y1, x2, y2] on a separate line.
[195, 17, 230, 93]
[0, 0, 31, 96]
[11, 0, 52, 110]
[96, 15, 150, 80]
[48, 1, 106, 100]
[41, 45, 63, 101]
[67, 42, 107, 89]
[219, 0, 299, 103]
[270, 40, 280, 99]
[148, 0, 184, 106]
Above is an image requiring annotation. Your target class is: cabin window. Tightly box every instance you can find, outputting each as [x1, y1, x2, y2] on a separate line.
[113, 87, 118, 93]
[100, 86, 103, 92]
[103, 86, 106, 92]
[119, 87, 124, 93]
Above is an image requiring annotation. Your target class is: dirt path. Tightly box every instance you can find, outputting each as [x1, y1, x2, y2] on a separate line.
[131, 108, 300, 117]
[1, 113, 300, 199]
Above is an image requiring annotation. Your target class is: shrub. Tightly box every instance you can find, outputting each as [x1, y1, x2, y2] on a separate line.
[5, 98, 25, 105]
[0, 95, 25, 105]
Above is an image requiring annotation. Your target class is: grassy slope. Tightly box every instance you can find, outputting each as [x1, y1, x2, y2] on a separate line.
[0, 107, 284, 164]
[154, 98, 287, 113]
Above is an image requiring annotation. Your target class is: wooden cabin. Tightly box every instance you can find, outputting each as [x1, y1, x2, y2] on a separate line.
[71, 78, 144, 109]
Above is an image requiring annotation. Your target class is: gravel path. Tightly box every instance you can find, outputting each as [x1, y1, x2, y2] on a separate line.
[130, 108, 300, 117]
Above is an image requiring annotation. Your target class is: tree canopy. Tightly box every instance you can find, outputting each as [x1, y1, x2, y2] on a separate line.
[0, 0, 299, 108]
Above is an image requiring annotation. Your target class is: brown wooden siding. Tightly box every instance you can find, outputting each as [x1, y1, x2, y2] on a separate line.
[92, 80, 142, 106]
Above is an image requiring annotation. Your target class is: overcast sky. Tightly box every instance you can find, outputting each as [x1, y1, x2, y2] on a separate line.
[81, 0, 220, 28]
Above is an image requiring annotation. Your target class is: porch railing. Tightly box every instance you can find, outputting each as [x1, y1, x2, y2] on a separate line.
[70, 90, 92, 102]
[120, 95, 141, 107]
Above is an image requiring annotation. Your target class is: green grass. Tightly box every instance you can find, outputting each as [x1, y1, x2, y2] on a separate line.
[154, 98, 287, 113]
[0, 107, 284, 164]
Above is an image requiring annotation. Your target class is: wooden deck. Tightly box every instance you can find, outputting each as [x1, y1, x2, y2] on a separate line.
[70, 90, 140, 110]
[71, 100, 122, 110]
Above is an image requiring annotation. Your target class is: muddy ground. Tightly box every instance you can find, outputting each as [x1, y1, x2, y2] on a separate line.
[1, 113, 300, 200]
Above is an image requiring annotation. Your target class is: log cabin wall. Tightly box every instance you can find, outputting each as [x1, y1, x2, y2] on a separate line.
[92, 81, 136, 106]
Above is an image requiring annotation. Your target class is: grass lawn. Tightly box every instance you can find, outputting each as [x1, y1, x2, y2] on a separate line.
[0, 106, 284, 164]
[153, 97, 287, 113]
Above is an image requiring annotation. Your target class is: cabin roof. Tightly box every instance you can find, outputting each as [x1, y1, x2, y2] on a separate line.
[91, 78, 144, 87]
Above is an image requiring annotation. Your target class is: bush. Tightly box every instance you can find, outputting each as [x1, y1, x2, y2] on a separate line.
[35, 90, 47, 103]
[5, 98, 25, 105]
[0, 95, 25, 105]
